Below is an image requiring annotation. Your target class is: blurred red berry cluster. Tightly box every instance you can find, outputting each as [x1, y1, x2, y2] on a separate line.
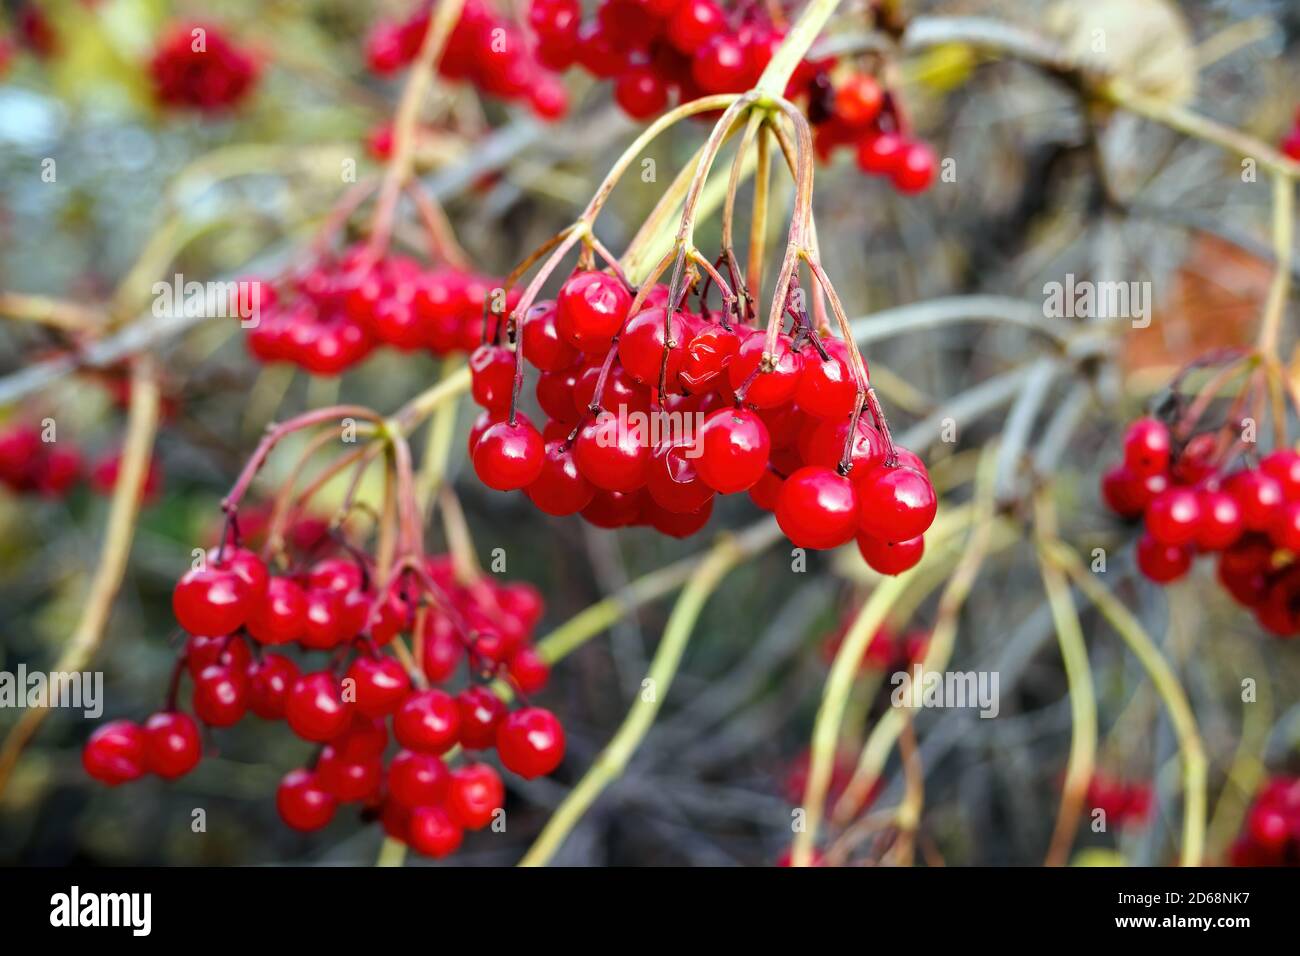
[1230, 776, 1300, 865]
[0, 421, 82, 497]
[1102, 416, 1300, 637]
[149, 22, 259, 113]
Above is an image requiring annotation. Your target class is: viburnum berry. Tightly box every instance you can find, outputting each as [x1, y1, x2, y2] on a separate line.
[857, 132, 905, 176]
[142, 711, 202, 780]
[891, 142, 938, 194]
[150, 22, 259, 113]
[1122, 417, 1171, 477]
[345, 654, 411, 718]
[245, 575, 307, 645]
[1195, 489, 1244, 551]
[525, 440, 595, 515]
[691, 33, 748, 93]
[507, 646, 551, 693]
[192, 664, 248, 727]
[185, 633, 251, 678]
[315, 745, 382, 802]
[618, 307, 687, 386]
[556, 270, 632, 353]
[457, 686, 508, 749]
[855, 464, 938, 542]
[615, 65, 669, 119]
[574, 411, 652, 492]
[728, 334, 802, 408]
[520, 301, 579, 371]
[857, 533, 925, 575]
[833, 74, 884, 126]
[276, 769, 338, 832]
[1136, 534, 1193, 583]
[776, 466, 859, 550]
[246, 653, 300, 720]
[679, 324, 741, 393]
[387, 749, 451, 807]
[445, 763, 505, 830]
[1261, 449, 1300, 500]
[799, 416, 885, 472]
[1144, 487, 1202, 547]
[645, 442, 715, 514]
[795, 339, 858, 419]
[667, 0, 724, 53]
[285, 671, 353, 742]
[1227, 469, 1284, 531]
[470, 344, 516, 411]
[83, 720, 148, 786]
[473, 419, 546, 491]
[496, 706, 566, 779]
[394, 689, 461, 753]
[407, 805, 464, 858]
[695, 407, 771, 493]
[172, 563, 247, 637]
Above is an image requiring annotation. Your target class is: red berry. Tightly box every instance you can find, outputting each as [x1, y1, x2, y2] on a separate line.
[1123, 417, 1171, 478]
[856, 533, 925, 575]
[394, 689, 461, 754]
[192, 664, 248, 727]
[172, 565, 247, 636]
[679, 324, 741, 393]
[727, 334, 802, 408]
[857, 132, 905, 175]
[776, 466, 860, 549]
[855, 464, 937, 541]
[1145, 487, 1202, 546]
[142, 711, 202, 779]
[457, 686, 508, 749]
[345, 654, 411, 718]
[800, 416, 885, 472]
[691, 33, 748, 93]
[667, 0, 723, 53]
[445, 763, 505, 830]
[407, 805, 463, 858]
[469, 344, 516, 411]
[892, 141, 938, 194]
[276, 769, 337, 831]
[833, 74, 883, 126]
[645, 442, 715, 513]
[1136, 534, 1193, 583]
[1272, 501, 1300, 552]
[247, 653, 300, 720]
[387, 750, 450, 807]
[525, 439, 595, 515]
[246, 576, 307, 645]
[496, 706, 566, 779]
[615, 65, 669, 119]
[1228, 470, 1285, 531]
[574, 411, 652, 492]
[83, 720, 147, 785]
[520, 301, 579, 371]
[795, 339, 858, 419]
[695, 407, 771, 493]
[286, 671, 353, 742]
[618, 307, 687, 386]
[507, 646, 550, 693]
[315, 745, 382, 802]
[556, 270, 631, 353]
[1261, 449, 1300, 500]
[473, 419, 546, 491]
[1195, 489, 1244, 551]
[646, 497, 713, 538]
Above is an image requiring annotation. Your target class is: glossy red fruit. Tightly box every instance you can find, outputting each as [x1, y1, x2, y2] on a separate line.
[667, 0, 723, 52]
[692, 33, 748, 92]
[581, 488, 646, 528]
[276, 769, 338, 831]
[574, 411, 652, 492]
[246, 576, 307, 645]
[143, 711, 202, 779]
[193, 664, 248, 727]
[618, 307, 687, 386]
[892, 141, 938, 193]
[556, 270, 631, 353]
[221, 547, 269, 602]
[795, 339, 858, 419]
[301, 587, 346, 650]
[246, 653, 300, 720]
[776, 466, 860, 549]
[172, 565, 246, 636]
[83, 720, 147, 785]
[469, 344, 516, 411]
[615, 65, 669, 119]
[394, 689, 461, 754]
[1273, 501, 1300, 552]
[445, 763, 505, 830]
[728, 334, 802, 408]
[407, 805, 463, 858]
[679, 324, 741, 393]
[507, 646, 550, 693]
[856, 533, 925, 575]
[496, 706, 566, 779]
[1136, 534, 1193, 583]
[285, 671, 353, 742]
[1195, 489, 1244, 551]
[387, 750, 450, 807]
[345, 654, 411, 718]
[856, 464, 937, 541]
[857, 132, 905, 175]
[520, 301, 578, 371]
[473, 419, 546, 491]
[1145, 488, 1202, 546]
[833, 74, 883, 125]
[1261, 449, 1300, 500]
[525, 440, 595, 515]
[185, 633, 250, 678]
[315, 745, 382, 802]
[457, 686, 508, 749]
[646, 442, 715, 513]
[800, 416, 885, 472]
[1229, 470, 1285, 531]
[647, 498, 713, 538]
[696, 407, 771, 493]
[1123, 417, 1171, 478]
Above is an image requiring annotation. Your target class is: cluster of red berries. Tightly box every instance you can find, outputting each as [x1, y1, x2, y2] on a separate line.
[84, 536, 566, 859]
[468, 268, 936, 570]
[0, 423, 82, 497]
[1280, 108, 1300, 161]
[149, 22, 259, 113]
[1083, 773, 1152, 829]
[245, 244, 516, 376]
[1102, 417, 1300, 637]
[810, 72, 938, 194]
[528, 0, 817, 119]
[366, 0, 568, 121]
[1230, 775, 1300, 865]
